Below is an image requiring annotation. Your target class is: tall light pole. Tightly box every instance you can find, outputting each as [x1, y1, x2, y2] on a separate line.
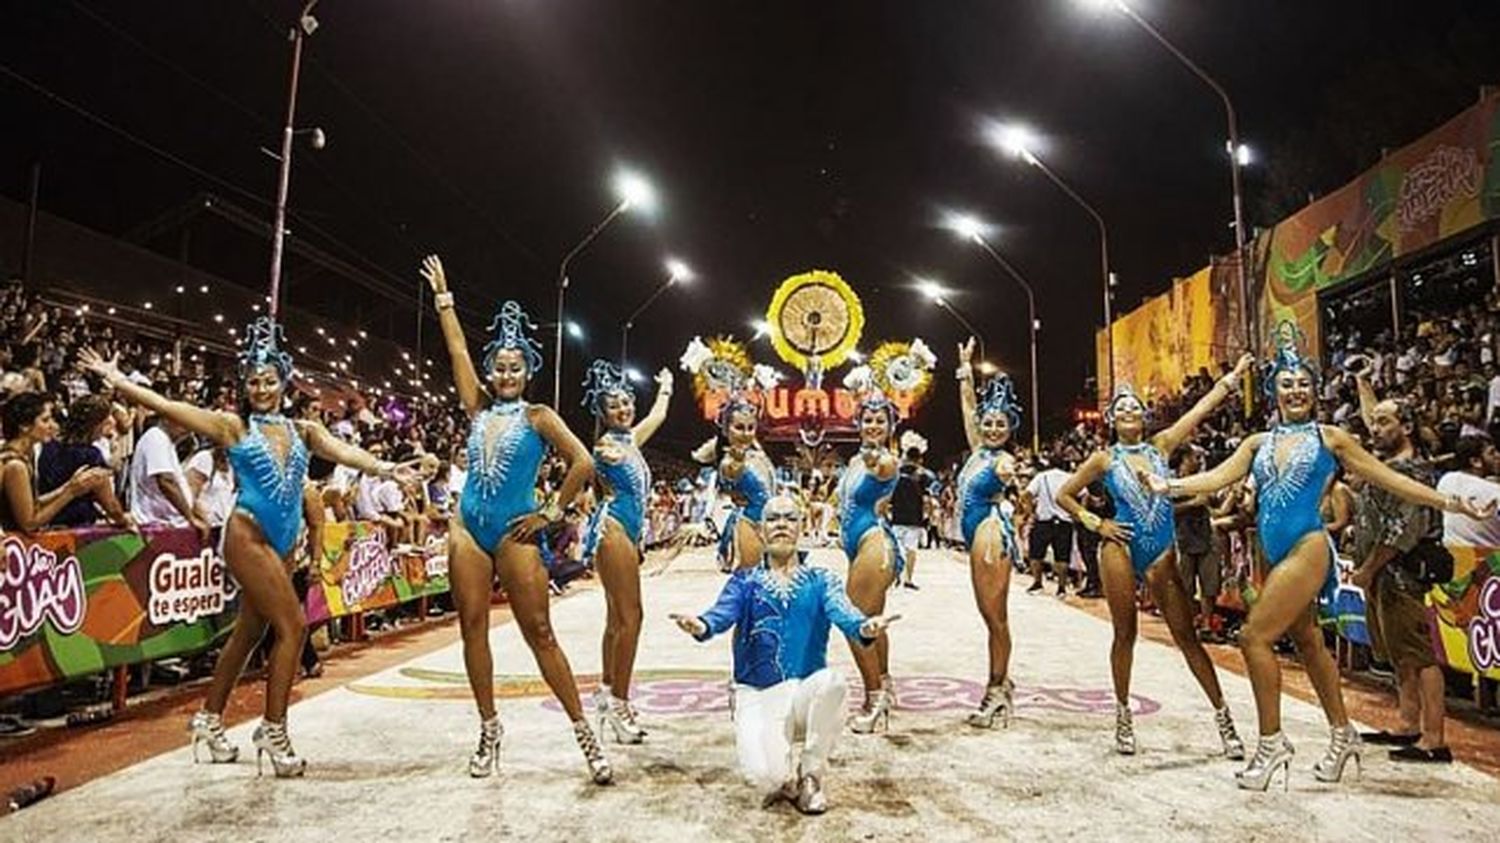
[553, 170, 655, 408]
[266, 0, 320, 319]
[915, 278, 988, 367]
[940, 214, 1042, 453]
[989, 124, 1113, 401]
[621, 257, 695, 366]
[1078, 0, 1254, 353]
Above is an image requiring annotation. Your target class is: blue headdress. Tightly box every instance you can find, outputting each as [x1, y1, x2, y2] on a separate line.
[856, 392, 900, 433]
[482, 301, 545, 376]
[1104, 382, 1150, 427]
[581, 360, 634, 417]
[715, 389, 760, 434]
[1262, 320, 1319, 399]
[976, 373, 1023, 430]
[237, 317, 294, 383]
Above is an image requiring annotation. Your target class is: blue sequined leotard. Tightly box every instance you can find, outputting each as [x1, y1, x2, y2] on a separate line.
[957, 447, 1019, 560]
[717, 448, 776, 566]
[837, 453, 904, 577]
[460, 400, 548, 553]
[1103, 442, 1176, 579]
[594, 428, 651, 546]
[226, 414, 309, 558]
[1251, 421, 1339, 601]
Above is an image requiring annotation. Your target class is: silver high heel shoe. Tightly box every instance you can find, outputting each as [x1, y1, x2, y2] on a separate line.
[251, 719, 306, 778]
[1215, 706, 1246, 760]
[882, 674, 897, 708]
[468, 715, 504, 778]
[573, 720, 614, 784]
[598, 695, 646, 744]
[1236, 732, 1295, 791]
[849, 688, 893, 734]
[966, 678, 1014, 729]
[1312, 724, 1362, 783]
[188, 711, 238, 764]
[1114, 702, 1137, 755]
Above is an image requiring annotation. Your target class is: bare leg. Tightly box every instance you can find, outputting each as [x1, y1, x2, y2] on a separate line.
[969, 520, 1014, 686]
[595, 522, 644, 698]
[734, 519, 764, 571]
[1394, 664, 1423, 735]
[219, 513, 304, 722]
[1098, 543, 1138, 706]
[846, 532, 895, 695]
[495, 538, 587, 720]
[203, 599, 266, 715]
[1239, 534, 1346, 735]
[448, 521, 500, 719]
[1146, 552, 1226, 708]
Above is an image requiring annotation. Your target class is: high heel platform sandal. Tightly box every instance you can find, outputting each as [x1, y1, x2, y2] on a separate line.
[1236, 732, 1294, 791]
[598, 695, 646, 744]
[1312, 724, 1362, 783]
[1114, 702, 1137, 755]
[573, 720, 614, 785]
[1215, 706, 1246, 760]
[966, 678, 1014, 729]
[468, 715, 504, 778]
[849, 688, 893, 734]
[188, 711, 239, 764]
[251, 719, 306, 779]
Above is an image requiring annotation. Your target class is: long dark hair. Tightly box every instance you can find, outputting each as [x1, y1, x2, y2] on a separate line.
[61, 395, 111, 445]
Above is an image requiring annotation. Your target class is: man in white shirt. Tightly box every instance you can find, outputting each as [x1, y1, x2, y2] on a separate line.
[1025, 459, 1075, 597]
[185, 447, 235, 528]
[1437, 436, 1500, 548]
[129, 417, 206, 536]
[355, 468, 407, 542]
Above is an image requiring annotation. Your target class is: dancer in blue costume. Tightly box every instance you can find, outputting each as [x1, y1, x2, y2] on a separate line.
[1143, 323, 1493, 790]
[713, 392, 776, 572]
[1057, 353, 1251, 757]
[80, 320, 411, 778]
[952, 337, 1024, 729]
[839, 390, 905, 733]
[579, 360, 673, 744]
[422, 255, 612, 784]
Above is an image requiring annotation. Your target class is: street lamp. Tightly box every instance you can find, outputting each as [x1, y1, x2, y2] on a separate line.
[266, 0, 321, 320]
[553, 168, 656, 407]
[622, 256, 695, 366]
[940, 213, 1042, 453]
[986, 122, 1114, 400]
[1075, 0, 1254, 353]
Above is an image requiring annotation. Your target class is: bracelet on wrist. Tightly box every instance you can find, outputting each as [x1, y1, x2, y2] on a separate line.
[539, 502, 564, 523]
[434, 291, 455, 309]
[1078, 511, 1103, 533]
[955, 367, 973, 381]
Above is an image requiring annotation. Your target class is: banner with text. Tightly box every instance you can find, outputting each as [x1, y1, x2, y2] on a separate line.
[302, 522, 450, 624]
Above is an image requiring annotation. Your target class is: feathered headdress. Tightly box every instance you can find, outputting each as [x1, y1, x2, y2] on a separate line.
[237, 317, 294, 382]
[715, 389, 760, 434]
[976, 373, 1023, 430]
[1262, 320, 1319, 398]
[482, 301, 545, 375]
[1103, 382, 1150, 427]
[581, 359, 633, 417]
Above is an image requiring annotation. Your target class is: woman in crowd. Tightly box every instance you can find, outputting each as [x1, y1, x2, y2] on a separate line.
[1, 392, 117, 531]
[79, 319, 410, 778]
[952, 338, 1024, 729]
[36, 393, 132, 528]
[579, 360, 673, 744]
[1143, 323, 1493, 790]
[1055, 354, 1251, 757]
[837, 392, 904, 733]
[421, 255, 611, 784]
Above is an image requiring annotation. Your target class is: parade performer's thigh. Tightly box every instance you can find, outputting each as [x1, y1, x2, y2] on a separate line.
[447, 517, 501, 718]
[495, 537, 586, 720]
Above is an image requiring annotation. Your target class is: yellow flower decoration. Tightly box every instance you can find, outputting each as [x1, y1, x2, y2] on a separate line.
[690, 336, 753, 400]
[766, 270, 864, 373]
[869, 340, 934, 405]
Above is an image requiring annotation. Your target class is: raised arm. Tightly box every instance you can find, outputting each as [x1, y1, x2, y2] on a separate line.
[1151, 433, 1264, 498]
[295, 419, 397, 478]
[1324, 425, 1493, 518]
[632, 369, 674, 446]
[421, 255, 484, 414]
[1355, 373, 1380, 433]
[79, 348, 241, 446]
[1155, 354, 1252, 456]
[956, 338, 981, 451]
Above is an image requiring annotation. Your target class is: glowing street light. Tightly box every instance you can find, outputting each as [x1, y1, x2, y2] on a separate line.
[984, 120, 1114, 398]
[939, 212, 1042, 452]
[622, 255, 697, 366]
[554, 166, 658, 407]
[1074, 0, 1254, 353]
[566, 320, 585, 340]
[750, 319, 771, 340]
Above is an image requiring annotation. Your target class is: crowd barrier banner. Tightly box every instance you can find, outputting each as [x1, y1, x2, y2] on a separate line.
[1253, 90, 1500, 353]
[1429, 547, 1500, 681]
[302, 522, 449, 624]
[0, 526, 237, 696]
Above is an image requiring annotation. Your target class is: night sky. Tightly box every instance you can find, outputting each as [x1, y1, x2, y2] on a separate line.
[3, 0, 1498, 460]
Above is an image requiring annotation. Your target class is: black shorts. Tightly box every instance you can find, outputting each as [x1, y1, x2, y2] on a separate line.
[1029, 519, 1074, 563]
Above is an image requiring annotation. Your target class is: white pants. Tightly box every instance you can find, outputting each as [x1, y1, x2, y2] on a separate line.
[733, 668, 847, 794]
